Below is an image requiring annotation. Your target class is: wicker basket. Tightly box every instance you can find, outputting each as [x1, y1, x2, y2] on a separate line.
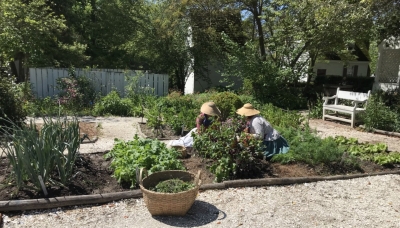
[172, 145, 187, 158]
[139, 168, 201, 216]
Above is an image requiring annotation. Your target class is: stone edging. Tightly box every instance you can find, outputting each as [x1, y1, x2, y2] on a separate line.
[1, 170, 399, 212]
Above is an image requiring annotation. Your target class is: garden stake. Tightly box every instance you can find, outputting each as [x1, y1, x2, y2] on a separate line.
[38, 175, 48, 196]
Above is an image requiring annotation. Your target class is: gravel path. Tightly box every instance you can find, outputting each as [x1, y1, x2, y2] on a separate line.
[3, 174, 400, 227]
[308, 119, 400, 152]
[2, 117, 400, 227]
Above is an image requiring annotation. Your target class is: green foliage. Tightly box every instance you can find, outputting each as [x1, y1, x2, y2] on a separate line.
[162, 91, 198, 134]
[94, 91, 133, 116]
[259, 103, 304, 130]
[210, 92, 243, 121]
[333, 135, 400, 166]
[308, 98, 323, 119]
[0, 117, 80, 193]
[105, 136, 184, 188]
[150, 179, 194, 193]
[0, 77, 26, 129]
[24, 97, 61, 117]
[193, 116, 263, 182]
[362, 93, 400, 132]
[272, 126, 345, 166]
[56, 68, 96, 110]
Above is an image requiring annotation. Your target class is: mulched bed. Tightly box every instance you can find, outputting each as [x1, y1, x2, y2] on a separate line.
[0, 122, 399, 201]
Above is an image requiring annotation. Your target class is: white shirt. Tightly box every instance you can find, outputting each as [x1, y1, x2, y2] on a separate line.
[248, 115, 280, 141]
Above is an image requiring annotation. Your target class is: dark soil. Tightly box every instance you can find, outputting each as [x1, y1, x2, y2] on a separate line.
[0, 122, 399, 201]
[139, 123, 400, 182]
[0, 152, 129, 200]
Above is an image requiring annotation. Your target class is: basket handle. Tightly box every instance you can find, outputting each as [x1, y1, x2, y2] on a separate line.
[137, 167, 148, 186]
[194, 170, 201, 186]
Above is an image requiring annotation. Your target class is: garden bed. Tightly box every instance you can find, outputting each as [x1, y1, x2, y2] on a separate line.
[1, 120, 399, 201]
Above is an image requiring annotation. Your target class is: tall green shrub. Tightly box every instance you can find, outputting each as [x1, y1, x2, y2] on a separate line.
[94, 91, 133, 116]
[363, 94, 400, 132]
[0, 77, 26, 129]
[210, 92, 243, 121]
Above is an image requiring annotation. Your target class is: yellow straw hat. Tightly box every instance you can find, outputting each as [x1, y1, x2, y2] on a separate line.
[236, 103, 260, 117]
[200, 102, 221, 116]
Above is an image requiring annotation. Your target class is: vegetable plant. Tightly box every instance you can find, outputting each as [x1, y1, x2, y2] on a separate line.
[105, 135, 184, 188]
[193, 116, 264, 182]
[0, 117, 80, 194]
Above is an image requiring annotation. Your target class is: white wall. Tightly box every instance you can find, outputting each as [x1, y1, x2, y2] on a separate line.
[314, 60, 370, 77]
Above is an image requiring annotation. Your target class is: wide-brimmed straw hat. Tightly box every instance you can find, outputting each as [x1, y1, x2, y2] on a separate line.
[200, 102, 221, 116]
[236, 103, 260, 117]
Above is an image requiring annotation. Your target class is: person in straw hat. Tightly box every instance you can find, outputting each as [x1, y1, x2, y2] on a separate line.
[236, 103, 289, 159]
[196, 101, 221, 133]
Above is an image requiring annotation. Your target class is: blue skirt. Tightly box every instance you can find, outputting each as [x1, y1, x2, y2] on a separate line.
[262, 136, 290, 158]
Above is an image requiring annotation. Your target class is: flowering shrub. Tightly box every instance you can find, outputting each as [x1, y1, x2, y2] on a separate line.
[193, 115, 264, 182]
[56, 69, 96, 110]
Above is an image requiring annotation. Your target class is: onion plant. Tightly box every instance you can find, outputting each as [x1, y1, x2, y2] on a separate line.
[0, 117, 80, 194]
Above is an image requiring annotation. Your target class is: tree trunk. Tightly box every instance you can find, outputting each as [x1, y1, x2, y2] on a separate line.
[253, 10, 266, 61]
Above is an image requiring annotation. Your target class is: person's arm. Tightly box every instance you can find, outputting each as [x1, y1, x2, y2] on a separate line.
[196, 114, 205, 133]
[249, 117, 264, 139]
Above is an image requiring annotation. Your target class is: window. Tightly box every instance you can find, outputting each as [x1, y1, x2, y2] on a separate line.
[344, 65, 358, 77]
[317, 69, 326, 76]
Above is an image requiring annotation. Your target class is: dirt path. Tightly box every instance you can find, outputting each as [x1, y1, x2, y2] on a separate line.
[308, 119, 400, 152]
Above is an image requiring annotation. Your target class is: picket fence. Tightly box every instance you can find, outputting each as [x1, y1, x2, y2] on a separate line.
[29, 68, 169, 98]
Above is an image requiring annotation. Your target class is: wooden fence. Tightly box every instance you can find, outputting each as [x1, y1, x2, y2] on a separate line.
[29, 68, 169, 98]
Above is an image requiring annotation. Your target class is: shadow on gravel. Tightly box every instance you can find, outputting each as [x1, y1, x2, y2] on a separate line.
[152, 200, 225, 227]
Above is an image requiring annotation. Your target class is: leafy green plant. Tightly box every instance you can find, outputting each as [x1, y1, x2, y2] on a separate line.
[210, 92, 243, 121]
[0, 76, 26, 129]
[332, 135, 400, 166]
[56, 67, 96, 110]
[308, 97, 323, 119]
[150, 179, 194, 193]
[94, 91, 133, 116]
[373, 153, 400, 166]
[162, 92, 198, 135]
[259, 103, 304, 130]
[23, 97, 62, 117]
[105, 135, 184, 188]
[272, 126, 346, 166]
[193, 116, 263, 182]
[144, 99, 165, 137]
[362, 93, 400, 132]
[0, 117, 80, 194]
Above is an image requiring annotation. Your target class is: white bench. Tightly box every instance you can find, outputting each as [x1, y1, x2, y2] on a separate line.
[323, 88, 371, 128]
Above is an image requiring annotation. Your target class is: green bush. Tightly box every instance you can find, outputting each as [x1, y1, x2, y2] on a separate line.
[23, 97, 61, 117]
[362, 93, 400, 132]
[259, 103, 304, 130]
[0, 117, 80, 193]
[193, 116, 263, 182]
[56, 68, 96, 110]
[94, 91, 133, 116]
[272, 126, 346, 166]
[0, 77, 26, 129]
[105, 136, 184, 188]
[162, 92, 198, 134]
[210, 92, 243, 121]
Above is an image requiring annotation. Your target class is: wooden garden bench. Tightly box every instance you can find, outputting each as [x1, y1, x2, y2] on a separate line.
[322, 87, 371, 128]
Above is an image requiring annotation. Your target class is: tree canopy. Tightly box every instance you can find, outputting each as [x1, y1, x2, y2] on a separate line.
[1, 0, 398, 91]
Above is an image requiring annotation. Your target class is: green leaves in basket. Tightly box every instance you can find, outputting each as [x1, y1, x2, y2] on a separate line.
[150, 179, 195, 193]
